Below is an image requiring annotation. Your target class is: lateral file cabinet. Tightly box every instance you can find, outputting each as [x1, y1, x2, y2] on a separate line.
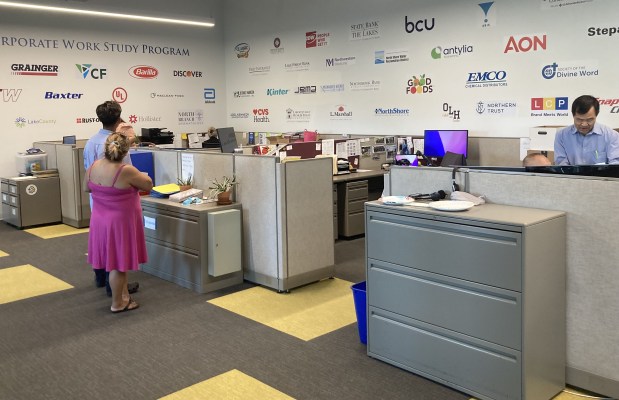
[1, 176, 61, 228]
[140, 197, 243, 293]
[365, 202, 566, 400]
[332, 184, 338, 239]
[337, 180, 368, 237]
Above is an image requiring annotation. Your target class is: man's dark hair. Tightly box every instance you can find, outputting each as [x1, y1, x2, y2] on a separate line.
[95, 100, 122, 128]
[571, 95, 599, 116]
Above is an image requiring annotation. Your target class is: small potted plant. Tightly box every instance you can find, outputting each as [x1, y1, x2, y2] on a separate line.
[177, 174, 193, 192]
[209, 175, 238, 205]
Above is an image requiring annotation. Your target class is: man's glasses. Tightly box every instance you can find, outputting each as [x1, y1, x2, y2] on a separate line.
[574, 117, 596, 126]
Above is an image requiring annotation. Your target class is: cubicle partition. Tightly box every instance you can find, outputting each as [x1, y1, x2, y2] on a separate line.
[386, 166, 619, 399]
[137, 149, 335, 292]
[33, 140, 90, 228]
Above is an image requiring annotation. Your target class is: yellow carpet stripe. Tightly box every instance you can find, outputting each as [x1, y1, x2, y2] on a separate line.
[0, 264, 73, 304]
[24, 224, 88, 239]
[159, 369, 294, 400]
[0, 250, 8, 257]
[208, 278, 357, 341]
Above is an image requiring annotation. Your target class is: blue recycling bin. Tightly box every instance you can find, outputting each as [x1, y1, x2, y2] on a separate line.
[351, 281, 367, 344]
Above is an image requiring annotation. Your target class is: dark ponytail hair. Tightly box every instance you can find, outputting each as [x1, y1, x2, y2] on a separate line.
[104, 132, 130, 162]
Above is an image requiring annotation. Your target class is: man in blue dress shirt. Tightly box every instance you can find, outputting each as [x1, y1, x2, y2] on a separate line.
[554, 95, 619, 165]
[84, 100, 138, 296]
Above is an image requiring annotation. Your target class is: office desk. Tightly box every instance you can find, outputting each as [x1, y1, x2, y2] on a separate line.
[140, 197, 243, 294]
[333, 170, 386, 238]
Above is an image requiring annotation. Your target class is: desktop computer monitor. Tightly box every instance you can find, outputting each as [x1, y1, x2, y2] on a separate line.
[394, 154, 419, 167]
[423, 129, 468, 158]
[62, 135, 76, 145]
[217, 127, 238, 153]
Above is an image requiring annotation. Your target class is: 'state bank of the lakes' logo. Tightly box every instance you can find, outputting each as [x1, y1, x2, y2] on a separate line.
[76, 64, 107, 79]
[11, 64, 58, 76]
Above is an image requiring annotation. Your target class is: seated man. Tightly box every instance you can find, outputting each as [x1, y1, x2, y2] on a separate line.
[554, 95, 619, 165]
[523, 153, 551, 167]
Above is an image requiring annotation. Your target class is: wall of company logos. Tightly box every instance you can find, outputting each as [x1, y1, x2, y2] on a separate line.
[222, 0, 619, 141]
[0, 0, 225, 179]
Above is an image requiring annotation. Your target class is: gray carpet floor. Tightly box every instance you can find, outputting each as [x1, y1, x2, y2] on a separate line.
[0, 223, 469, 400]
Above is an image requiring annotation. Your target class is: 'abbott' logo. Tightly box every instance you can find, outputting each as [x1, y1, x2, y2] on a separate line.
[1, 88, 22, 102]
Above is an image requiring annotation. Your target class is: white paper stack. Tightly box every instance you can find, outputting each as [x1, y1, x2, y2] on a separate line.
[169, 188, 203, 203]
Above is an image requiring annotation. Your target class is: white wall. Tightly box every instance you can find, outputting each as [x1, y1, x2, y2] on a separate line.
[0, 0, 226, 179]
[223, 0, 619, 138]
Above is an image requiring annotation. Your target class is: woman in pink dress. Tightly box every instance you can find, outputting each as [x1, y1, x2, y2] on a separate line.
[85, 133, 153, 313]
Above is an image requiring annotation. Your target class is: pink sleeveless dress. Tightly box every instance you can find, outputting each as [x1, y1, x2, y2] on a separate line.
[87, 162, 147, 272]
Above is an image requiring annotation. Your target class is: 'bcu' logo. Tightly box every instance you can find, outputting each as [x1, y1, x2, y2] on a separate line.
[129, 65, 158, 79]
[404, 16, 435, 33]
[76, 64, 107, 79]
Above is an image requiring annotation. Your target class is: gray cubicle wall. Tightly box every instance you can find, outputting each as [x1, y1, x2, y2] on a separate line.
[185, 151, 234, 197]
[234, 155, 279, 285]
[276, 158, 335, 289]
[387, 166, 619, 399]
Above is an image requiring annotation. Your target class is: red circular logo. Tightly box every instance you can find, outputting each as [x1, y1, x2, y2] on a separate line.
[112, 87, 127, 103]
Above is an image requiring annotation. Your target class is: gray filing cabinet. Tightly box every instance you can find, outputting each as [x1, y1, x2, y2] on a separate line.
[1, 176, 61, 228]
[337, 180, 368, 237]
[140, 197, 243, 293]
[365, 202, 566, 400]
